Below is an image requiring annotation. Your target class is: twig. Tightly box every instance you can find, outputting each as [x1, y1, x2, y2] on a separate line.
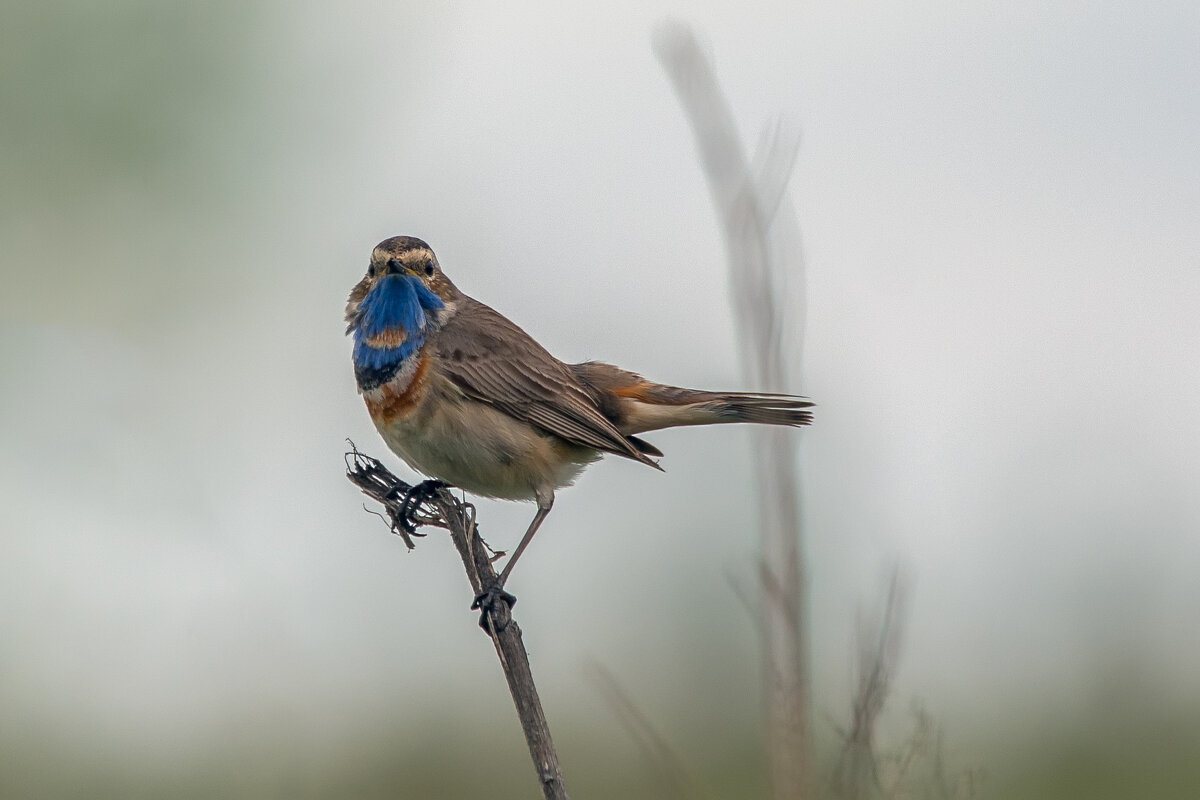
[345, 442, 569, 800]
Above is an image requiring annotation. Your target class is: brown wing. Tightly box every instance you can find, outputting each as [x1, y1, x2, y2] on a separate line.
[434, 296, 661, 468]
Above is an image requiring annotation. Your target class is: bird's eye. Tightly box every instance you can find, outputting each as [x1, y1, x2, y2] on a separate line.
[367, 263, 376, 277]
[424, 259, 435, 277]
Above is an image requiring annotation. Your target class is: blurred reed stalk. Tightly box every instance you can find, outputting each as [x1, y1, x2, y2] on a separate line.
[834, 567, 910, 800]
[654, 21, 812, 800]
[587, 661, 715, 800]
[346, 446, 569, 800]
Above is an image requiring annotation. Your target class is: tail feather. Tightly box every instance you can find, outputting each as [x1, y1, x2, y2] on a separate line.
[708, 394, 814, 427]
[570, 360, 814, 436]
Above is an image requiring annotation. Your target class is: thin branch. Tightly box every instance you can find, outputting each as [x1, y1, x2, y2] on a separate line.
[345, 442, 569, 800]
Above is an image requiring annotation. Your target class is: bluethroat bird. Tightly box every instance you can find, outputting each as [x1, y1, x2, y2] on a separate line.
[346, 236, 812, 625]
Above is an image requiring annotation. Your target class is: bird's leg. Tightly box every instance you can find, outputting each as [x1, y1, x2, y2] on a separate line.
[393, 479, 447, 535]
[496, 496, 553, 588]
[472, 492, 554, 632]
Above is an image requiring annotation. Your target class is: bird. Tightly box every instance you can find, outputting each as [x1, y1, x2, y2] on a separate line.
[346, 235, 812, 628]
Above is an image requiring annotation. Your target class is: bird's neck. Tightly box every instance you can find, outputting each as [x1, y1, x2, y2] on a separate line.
[352, 274, 447, 392]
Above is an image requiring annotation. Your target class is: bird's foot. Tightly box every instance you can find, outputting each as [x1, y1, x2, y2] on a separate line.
[392, 479, 447, 535]
[471, 583, 516, 633]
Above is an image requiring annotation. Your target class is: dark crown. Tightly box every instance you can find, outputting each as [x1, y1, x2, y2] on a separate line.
[375, 235, 432, 255]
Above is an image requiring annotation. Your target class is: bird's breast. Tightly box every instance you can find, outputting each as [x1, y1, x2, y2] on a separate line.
[363, 348, 431, 425]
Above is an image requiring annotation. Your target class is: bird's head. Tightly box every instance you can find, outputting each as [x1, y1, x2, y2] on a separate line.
[344, 236, 458, 335]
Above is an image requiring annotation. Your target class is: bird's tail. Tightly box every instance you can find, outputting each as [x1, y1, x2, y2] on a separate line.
[571, 361, 813, 436]
[697, 392, 814, 427]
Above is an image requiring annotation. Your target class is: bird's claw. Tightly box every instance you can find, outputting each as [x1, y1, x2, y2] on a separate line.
[471, 584, 516, 633]
[393, 479, 447, 535]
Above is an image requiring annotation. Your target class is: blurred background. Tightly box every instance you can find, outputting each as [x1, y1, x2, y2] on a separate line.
[3, 2, 1199, 798]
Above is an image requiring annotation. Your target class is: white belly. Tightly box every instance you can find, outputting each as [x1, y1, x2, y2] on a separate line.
[374, 388, 599, 502]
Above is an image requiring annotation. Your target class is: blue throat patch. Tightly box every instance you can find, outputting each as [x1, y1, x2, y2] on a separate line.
[352, 273, 445, 377]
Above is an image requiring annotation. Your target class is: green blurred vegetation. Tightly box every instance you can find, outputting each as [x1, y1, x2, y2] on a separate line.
[0, 1, 257, 209]
[991, 712, 1200, 800]
[3, 697, 1200, 798]
[0, 1, 263, 332]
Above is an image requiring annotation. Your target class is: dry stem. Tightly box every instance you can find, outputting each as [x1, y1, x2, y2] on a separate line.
[345, 443, 568, 800]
